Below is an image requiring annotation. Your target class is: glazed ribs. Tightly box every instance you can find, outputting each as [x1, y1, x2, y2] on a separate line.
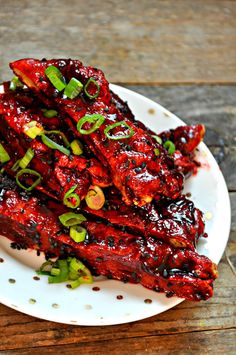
[0, 57, 217, 302]
[0, 175, 217, 301]
[10, 58, 184, 206]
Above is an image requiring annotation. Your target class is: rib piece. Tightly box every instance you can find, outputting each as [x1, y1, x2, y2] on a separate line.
[110, 90, 205, 176]
[10, 58, 184, 206]
[0, 90, 111, 202]
[0, 175, 217, 301]
[82, 187, 205, 250]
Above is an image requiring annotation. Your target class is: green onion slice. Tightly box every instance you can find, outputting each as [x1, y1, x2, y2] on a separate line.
[11, 159, 21, 172]
[85, 185, 105, 210]
[70, 139, 83, 155]
[23, 121, 44, 139]
[70, 225, 86, 243]
[69, 258, 86, 272]
[84, 78, 100, 99]
[64, 78, 83, 99]
[154, 148, 160, 156]
[19, 148, 34, 169]
[48, 259, 69, 284]
[0, 144, 10, 164]
[44, 130, 70, 148]
[163, 140, 176, 155]
[43, 109, 58, 118]
[41, 134, 70, 156]
[50, 267, 61, 276]
[45, 65, 66, 91]
[16, 168, 42, 191]
[104, 121, 134, 140]
[10, 76, 24, 91]
[59, 211, 86, 227]
[37, 257, 93, 288]
[77, 114, 105, 135]
[63, 185, 81, 209]
[152, 135, 162, 145]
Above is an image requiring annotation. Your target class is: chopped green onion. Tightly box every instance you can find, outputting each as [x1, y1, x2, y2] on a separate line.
[77, 114, 105, 135]
[37, 257, 93, 289]
[43, 109, 58, 118]
[154, 148, 160, 156]
[19, 148, 34, 169]
[16, 168, 42, 191]
[45, 65, 66, 91]
[85, 185, 105, 210]
[104, 121, 134, 140]
[70, 139, 83, 155]
[10, 76, 24, 91]
[64, 78, 83, 99]
[63, 185, 81, 209]
[44, 130, 70, 148]
[48, 259, 69, 283]
[163, 140, 176, 155]
[11, 159, 21, 172]
[0, 144, 10, 164]
[41, 134, 70, 156]
[78, 274, 93, 284]
[84, 78, 100, 99]
[70, 225, 86, 243]
[152, 135, 162, 144]
[37, 261, 53, 275]
[67, 278, 81, 289]
[23, 121, 44, 139]
[59, 211, 86, 227]
[50, 267, 61, 276]
[69, 258, 86, 272]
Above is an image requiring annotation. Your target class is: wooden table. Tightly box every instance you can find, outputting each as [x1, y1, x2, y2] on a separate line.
[0, 1, 235, 353]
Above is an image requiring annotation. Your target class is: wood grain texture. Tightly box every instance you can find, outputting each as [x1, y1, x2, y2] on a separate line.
[0, 85, 235, 353]
[0, 0, 236, 84]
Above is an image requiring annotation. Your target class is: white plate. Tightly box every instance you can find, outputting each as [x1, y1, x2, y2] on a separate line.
[0, 84, 231, 326]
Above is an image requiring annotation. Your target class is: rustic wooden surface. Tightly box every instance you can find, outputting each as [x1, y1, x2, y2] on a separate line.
[0, 1, 235, 354]
[0, 0, 236, 84]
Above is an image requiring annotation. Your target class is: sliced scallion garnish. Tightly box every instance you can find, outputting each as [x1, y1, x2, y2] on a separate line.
[37, 257, 93, 289]
[85, 185, 105, 210]
[19, 148, 34, 169]
[44, 130, 70, 148]
[23, 121, 44, 139]
[154, 148, 160, 156]
[84, 78, 100, 99]
[163, 140, 176, 155]
[45, 65, 66, 91]
[70, 225, 86, 243]
[15, 168, 42, 191]
[63, 185, 81, 209]
[41, 133, 70, 156]
[9, 76, 24, 91]
[43, 109, 58, 118]
[11, 159, 21, 172]
[104, 121, 134, 140]
[77, 114, 105, 135]
[64, 78, 83, 99]
[0, 144, 10, 164]
[59, 211, 87, 227]
[70, 139, 83, 155]
[152, 135, 162, 145]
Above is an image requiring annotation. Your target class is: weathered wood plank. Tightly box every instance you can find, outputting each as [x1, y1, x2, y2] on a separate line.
[0, 0, 236, 84]
[3, 329, 236, 354]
